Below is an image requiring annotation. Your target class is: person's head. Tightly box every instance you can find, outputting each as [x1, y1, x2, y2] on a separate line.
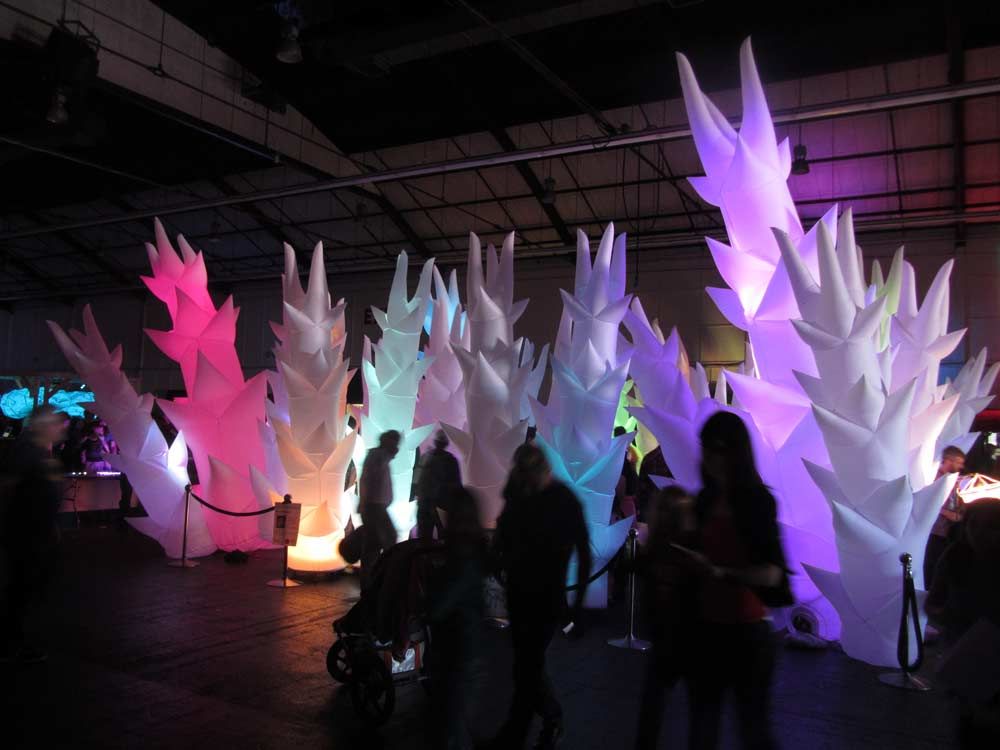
[647, 485, 694, 542]
[614, 426, 626, 438]
[699, 411, 762, 492]
[27, 405, 66, 446]
[507, 443, 551, 498]
[379, 430, 401, 458]
[525, 425, 537, 444]
[939, 445, 966, 476]
[94, 422, 106, 436]
[433, 430, 449, 451]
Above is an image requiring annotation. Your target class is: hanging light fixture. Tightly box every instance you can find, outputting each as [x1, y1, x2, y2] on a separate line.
[791, 143, 810, 175]
[275, 1, 304, 64]
[45, 85, 70, 125]
[276, 20, 303, 64]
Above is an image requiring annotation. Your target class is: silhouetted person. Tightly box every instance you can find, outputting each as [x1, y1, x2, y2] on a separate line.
[926, 498, 1000, 748]
[359, 430, 401, 591]
[0, 406, 66, 664]
[427, 486, 486, 749]
[485, 444, 592, 750]
[416, 431, 462, 540]
[685, 411, 791, 750]
[80, 421, 114, 473]
[634, 486, 698, 750]
[924, 445, 967, 587]
[927, 497, 1000, 642]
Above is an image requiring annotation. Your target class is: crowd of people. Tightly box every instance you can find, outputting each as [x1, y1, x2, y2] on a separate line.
[2, 401, 999, 747]
[351, 414, 795, 749]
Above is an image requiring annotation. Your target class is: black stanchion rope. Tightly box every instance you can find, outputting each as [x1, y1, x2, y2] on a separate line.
[189, 490, 277, 518]
[564, 544, 625, 592]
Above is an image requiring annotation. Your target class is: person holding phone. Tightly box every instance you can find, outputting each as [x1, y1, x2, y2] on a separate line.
[686, 411, 791, 750]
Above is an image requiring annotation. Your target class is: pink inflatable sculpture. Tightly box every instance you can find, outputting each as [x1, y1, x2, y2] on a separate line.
[143, 220, 271, 551]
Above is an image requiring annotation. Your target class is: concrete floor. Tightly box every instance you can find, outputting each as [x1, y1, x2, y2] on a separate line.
[3, 522, 962, 749]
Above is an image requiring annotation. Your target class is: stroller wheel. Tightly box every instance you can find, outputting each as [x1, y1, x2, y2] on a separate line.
[326, 640, 352, 683]
[350, 651, 395, 727]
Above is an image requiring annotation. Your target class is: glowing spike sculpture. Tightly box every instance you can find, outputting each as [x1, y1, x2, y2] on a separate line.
[531, 225, 634, 607]
[415, 267, 469, 454]
[48, 306, 215, 559]
[259, 242, 357, 571]
[667, 41, 996, 663]
[441, 233, 548, 527]
[358, 253, 437, 540]
[143, 220, 271, 551]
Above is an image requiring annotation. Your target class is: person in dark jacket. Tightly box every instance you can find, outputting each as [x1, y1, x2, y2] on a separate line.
[485, 443, 592, 750]
[416, 431, 462, 540]
[0, 406, 66, 664]
[427, 486, 486, 750]
[926, 498, 1000, 748]
[684, 411, 790, 750]
[359, 430, 401, 591]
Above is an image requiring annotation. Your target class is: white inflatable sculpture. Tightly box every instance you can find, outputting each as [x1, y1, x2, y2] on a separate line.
[143, 220, 271, 551]
[415, 267, 469, 454]
[48, 307, 214, 559]
[258, 242, 357, 571]
[358, 253, 437, 539]
[531, 225, 634, 607]
[653, 40, 997, 664]
[442, 233, 548, 526]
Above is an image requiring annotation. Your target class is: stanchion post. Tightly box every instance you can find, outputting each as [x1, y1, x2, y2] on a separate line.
[167, 485, 199, 568]
[268, 494, 300, 588]
[879, 552, 930, 690]
[608, 527, 650, 651]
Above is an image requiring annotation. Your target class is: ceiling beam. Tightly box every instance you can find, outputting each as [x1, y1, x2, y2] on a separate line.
[0, 242, 59, 293]
[347, 186, 432, 259]
[2, 76, 1000, 242]
[22, 211, 136, 290]
[490, 127, 574, 247]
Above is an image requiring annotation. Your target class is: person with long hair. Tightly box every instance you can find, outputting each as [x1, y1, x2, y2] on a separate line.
[682, 411, 791, 750]
[484, 443, 592, 750]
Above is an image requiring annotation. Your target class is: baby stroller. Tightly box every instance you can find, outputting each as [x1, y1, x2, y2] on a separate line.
[327, 538, 445, 726]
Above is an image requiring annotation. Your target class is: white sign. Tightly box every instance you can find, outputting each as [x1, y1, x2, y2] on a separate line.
[272, 503, 301, 546]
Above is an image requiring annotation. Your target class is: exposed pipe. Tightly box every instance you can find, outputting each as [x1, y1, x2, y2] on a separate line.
[2, 77, 1000, 242]
[4, 208, 1000, 304]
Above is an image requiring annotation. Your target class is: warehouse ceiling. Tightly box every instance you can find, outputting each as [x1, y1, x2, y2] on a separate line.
[1, 0, 1000, 302]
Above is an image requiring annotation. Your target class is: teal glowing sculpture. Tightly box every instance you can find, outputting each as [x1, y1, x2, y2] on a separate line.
[531, 225, 633, 607]
[358, 252, 437, 539]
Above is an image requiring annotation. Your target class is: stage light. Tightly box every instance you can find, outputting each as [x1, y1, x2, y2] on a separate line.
[791, 144, 810, 175]
[276, 19, 303, 64]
